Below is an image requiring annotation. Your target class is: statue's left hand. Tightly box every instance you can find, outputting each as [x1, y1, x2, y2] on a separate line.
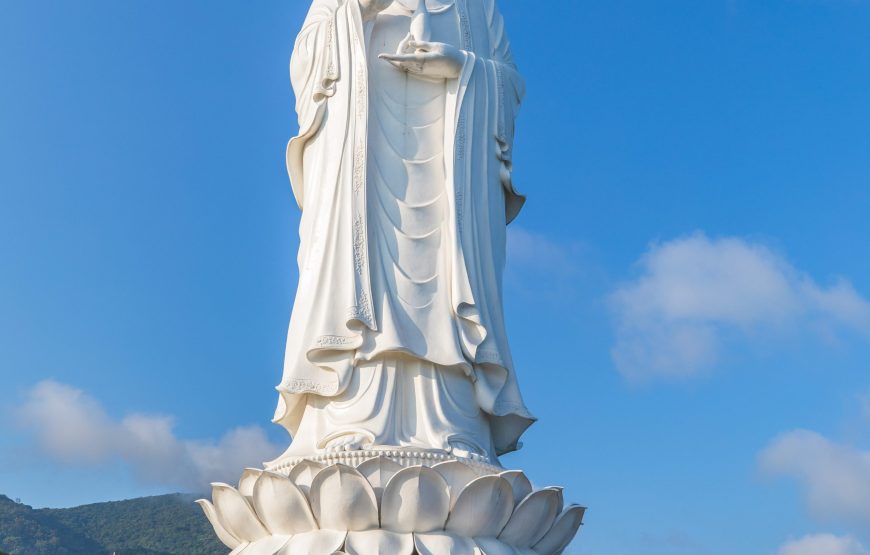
[379, 40, 464, 80]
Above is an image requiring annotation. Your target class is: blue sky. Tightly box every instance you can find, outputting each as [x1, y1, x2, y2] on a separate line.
[2, 1, 870, 554]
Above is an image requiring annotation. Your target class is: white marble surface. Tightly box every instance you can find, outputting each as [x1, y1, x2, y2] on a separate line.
[274, 0, 534, 465]
[202, 1, 586, 552]
[199, 459, 585, 555]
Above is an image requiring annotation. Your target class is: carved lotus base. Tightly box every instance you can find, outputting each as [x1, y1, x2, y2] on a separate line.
[198, 453, 585, 554]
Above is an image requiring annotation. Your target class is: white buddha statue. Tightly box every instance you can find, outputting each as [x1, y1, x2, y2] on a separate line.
[274, 0, 534, 466]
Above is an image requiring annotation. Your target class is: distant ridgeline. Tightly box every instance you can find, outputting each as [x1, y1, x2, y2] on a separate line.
[0, 494, 224, 555]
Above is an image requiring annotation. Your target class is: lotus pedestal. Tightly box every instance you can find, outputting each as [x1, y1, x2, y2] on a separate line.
[198, 449, 584, 554]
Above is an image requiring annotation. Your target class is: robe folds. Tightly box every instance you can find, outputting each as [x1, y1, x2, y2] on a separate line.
[275, 0, 535, 458]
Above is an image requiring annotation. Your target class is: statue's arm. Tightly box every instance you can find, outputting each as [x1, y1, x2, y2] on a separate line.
[291, 0, 396, 127]
[290, 0, 344, 116]
[287, 0, 393, 210]
[487, 2, 524, 128]
[287, 0, 346, 210]
[486, 0, 526, 220]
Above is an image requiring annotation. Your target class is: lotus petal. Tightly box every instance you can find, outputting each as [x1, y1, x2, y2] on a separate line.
[346, 530, 415, 555]
[252, 471, 318, 535]
[197, 498, 242, 549]
[288, 459, 325, 494]
[309, 464, 379, 531]
[532, 505, 586, 555]
[240, 535, 291, 555]
[212, 483, 270, 543]
[229, 544, 251, 555]
[415, 532, 478, 555]
[476, 537, 519, 555]
[239, 468, 264, 500]
[446, 475, 514, 538]
[498, 488, 562, 548]
[432, 460, 480, 509]
[277, 530, 347, 555]
[356, 456, 403, 504]
[381, 466, 450, 533]
[498, 471, 532, 507]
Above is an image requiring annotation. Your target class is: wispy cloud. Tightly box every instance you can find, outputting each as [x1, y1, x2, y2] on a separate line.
[506, 226, 587, 301]
[777, 534, 869, 555]
[609, 233, 870, 380]
[508, 226, 581, 274]
[15, 380, 283, 491]
[759, 430, 870, 524]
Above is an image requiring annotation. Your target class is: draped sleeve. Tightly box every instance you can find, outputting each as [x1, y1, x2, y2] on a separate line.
[444, 0, 536, 456]
[275, 0, 374, 438]
[453, 0, 526, 224]
[487, 0, 526, 224]
[286, 0, 342, 210]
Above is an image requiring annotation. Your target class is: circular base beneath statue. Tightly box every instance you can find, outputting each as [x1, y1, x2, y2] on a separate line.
[199, 455, 584, 555]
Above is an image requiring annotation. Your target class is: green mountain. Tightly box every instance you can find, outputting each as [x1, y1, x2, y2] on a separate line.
[0, 494, 225, 555]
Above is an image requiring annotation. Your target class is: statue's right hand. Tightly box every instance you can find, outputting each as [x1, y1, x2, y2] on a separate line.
[358, 0, 393, 21]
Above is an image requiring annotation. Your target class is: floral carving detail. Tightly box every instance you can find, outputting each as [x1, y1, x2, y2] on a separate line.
[495, 62, 506, 141]
[353, 145, 365, 193]
[356, 67, 367, 120]
[456, 113, 467, 158]
[352, 215, 366, 274]
[282, 379, 339, 396]
[457, 0, 473, 51]
[316, 335, 355, 348]
[455, 113, 467, 234]
[326, 18, 337, 81]
[348, 289, 374, 328]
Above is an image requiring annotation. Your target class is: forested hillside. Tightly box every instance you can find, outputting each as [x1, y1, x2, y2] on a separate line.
[0, 494, 224, 555]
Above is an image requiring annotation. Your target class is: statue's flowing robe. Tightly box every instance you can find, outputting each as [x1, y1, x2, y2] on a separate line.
[276, 0, 535, 457]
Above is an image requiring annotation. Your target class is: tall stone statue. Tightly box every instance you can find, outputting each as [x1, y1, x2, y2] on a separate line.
[274, 0, 533, 465]
[199, 2, 585, 552]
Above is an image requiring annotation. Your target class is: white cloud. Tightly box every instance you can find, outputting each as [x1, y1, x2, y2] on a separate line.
[759, 430, 870, 523]
[16, 380, 283, 491]
[610, 233, 870, 380]
[778, 534, 869, 555]
[506, 226, 588, 303]
[508, 226, 580, 274]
